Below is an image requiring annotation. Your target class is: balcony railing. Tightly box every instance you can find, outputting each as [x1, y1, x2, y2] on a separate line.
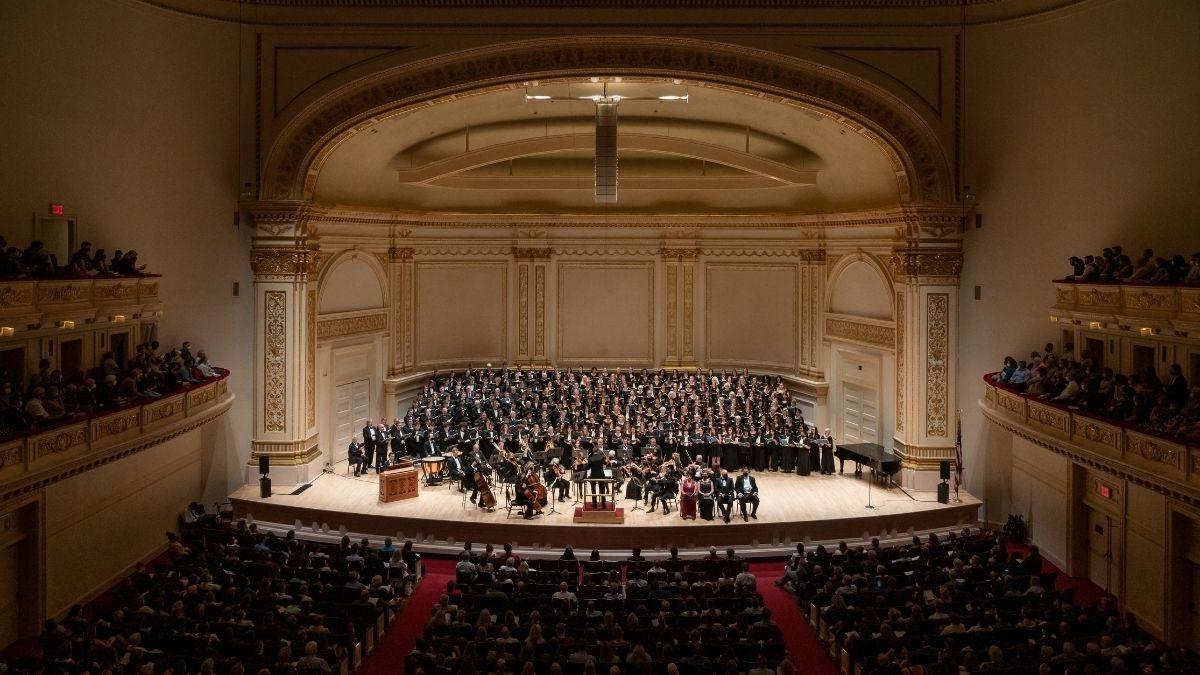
[1051, 281, 1200, 334]
[0, 370, 230, 501]
[981, 374, 1199, 493]
[0, 275, 162, 331]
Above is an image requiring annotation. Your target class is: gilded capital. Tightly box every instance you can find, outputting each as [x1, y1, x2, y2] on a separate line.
[243, 200, 313, 237]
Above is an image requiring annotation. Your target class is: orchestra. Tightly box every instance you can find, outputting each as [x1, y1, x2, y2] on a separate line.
[350, 366, 835, 523]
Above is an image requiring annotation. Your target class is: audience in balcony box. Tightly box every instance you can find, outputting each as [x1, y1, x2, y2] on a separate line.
[1062, 245, 1200, 284]
[994, 345, 1200, 444]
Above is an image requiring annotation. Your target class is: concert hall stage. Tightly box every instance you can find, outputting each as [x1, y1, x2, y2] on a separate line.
[230, 464, 981, 556]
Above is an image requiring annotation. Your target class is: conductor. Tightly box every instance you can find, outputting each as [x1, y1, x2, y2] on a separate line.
[587, 447, 609, 508]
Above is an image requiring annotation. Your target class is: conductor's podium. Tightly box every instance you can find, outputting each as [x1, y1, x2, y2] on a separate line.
[573, 501, 624, 524]
[573, 477, 622, 523]
[379, 466, 419, 503]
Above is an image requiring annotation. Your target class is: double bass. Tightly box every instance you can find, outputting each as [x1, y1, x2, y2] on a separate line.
[474, 470, 497, 510]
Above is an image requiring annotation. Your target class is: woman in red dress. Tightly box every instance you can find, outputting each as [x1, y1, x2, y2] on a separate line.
[679, 474, 699, 520]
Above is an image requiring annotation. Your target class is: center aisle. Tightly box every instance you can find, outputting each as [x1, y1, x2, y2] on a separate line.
[361, 558, 455, 675]
[750, 561, 840, 675]
[368, 557, 840, 675]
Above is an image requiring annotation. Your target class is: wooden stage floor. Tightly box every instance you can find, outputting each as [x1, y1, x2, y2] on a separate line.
[231, 464, 981, 555]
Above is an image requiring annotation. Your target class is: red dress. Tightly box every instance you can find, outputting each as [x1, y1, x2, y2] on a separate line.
[680, 477, 698, 520]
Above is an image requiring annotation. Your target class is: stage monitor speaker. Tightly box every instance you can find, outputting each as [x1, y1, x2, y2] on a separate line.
[260, 476, 272, 499]
[937, 482, 949, 504]
[259, 454, 270, 476]
[939, 460, 951, 481]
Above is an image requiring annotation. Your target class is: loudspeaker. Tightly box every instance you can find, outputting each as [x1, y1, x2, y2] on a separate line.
[937, 482, 950, 504]
[939, 460, 951, 481]
[259, 454, 270, 476]
[260, 476, 272, 499]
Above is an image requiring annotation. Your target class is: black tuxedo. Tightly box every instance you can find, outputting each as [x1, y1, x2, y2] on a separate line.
[735, 473, 759, 519]
[714, 475, 735, 522]
[587, 451, 608, 507]
[361, 425, 378, 469]
[348, 441, 366, 476]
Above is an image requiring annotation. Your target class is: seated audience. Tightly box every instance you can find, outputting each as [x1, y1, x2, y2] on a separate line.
[1061, 245, 1200, 285]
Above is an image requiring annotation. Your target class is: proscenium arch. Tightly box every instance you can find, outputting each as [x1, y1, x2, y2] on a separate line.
[262, 36, 953, 204]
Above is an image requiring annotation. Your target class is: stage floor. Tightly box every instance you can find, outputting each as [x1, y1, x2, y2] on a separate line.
[231, 463, 980, 554]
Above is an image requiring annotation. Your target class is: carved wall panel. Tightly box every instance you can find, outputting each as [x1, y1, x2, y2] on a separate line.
[264, 290, 287, 432]
[924, 292, 949, 437]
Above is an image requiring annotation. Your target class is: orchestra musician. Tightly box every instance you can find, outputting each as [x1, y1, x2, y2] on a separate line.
[735, 467, 760, 521]
[546, 457, 570, 502]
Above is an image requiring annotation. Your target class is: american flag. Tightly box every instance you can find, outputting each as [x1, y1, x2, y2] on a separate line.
[954, 413, 964, 501]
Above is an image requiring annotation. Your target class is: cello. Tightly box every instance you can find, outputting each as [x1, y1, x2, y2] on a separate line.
[523, 470, 548, 513]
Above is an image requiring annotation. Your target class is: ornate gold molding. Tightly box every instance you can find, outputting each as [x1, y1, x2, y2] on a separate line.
[264, 291, 287, 432]
[895, 290, 905, 433]
[890, 251, 963, 279]
[518, 263, 529, 358]
[250, 248, 319, 279]
[306, 290, 317, 429]
[825, 317, 895, 348]
[535, 264, 547, 358]
[924, 293, 949, 437]
[514, 247, 553, 260]
[315, 311, 387, 340]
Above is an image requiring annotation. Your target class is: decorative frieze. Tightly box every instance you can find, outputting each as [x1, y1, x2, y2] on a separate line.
[91, 410, 142, 442]
[315, 312, 388, 340]
[825, 317, 895, 348]
[895, 291, 905, 433]
[890, 251, 963, 279]
[1027, 401, 1068, 433]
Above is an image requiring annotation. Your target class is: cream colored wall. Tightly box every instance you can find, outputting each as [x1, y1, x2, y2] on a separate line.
[1124, 482, 1167, 635]
[961, 0, 1200, 513]
[0, 0, 250, 502]
[43, 429, 204, 615]
[1011, 436, 1071, 567]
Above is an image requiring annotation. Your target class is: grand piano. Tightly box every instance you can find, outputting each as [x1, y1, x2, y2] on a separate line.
[834, 442, 901, 485]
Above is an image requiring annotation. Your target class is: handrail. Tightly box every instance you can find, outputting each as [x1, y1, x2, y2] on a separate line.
[983, 373, 1196, 449]
[980, 373, 1199, 492]
[0, 370, 231, 498]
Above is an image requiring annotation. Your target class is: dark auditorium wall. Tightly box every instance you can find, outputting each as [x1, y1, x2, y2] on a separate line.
[960, 0, 1200, 527]
[0, 0, 252, 500]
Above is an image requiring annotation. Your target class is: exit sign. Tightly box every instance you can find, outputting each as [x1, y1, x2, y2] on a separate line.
[1098, 484, 1112, 499]
[49, 203, 65, 215]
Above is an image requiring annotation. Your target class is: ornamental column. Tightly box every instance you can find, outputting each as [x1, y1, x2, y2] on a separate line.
[661, 247, 699, 369]
[892, 203, 964, 488]
[388, 244, 415, 376]
[246, 200, 321, 484]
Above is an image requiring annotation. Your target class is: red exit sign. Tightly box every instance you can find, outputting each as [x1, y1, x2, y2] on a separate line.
[49, 203, 65, 215]
[1098, 484, 1112, 499]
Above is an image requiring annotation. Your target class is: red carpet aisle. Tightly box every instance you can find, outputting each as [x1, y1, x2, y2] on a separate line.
[360, 557, 455, 675]
[751, 561, 840, 675]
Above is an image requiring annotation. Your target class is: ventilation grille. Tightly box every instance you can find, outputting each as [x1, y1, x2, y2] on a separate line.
[594, 102, 618, 204]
